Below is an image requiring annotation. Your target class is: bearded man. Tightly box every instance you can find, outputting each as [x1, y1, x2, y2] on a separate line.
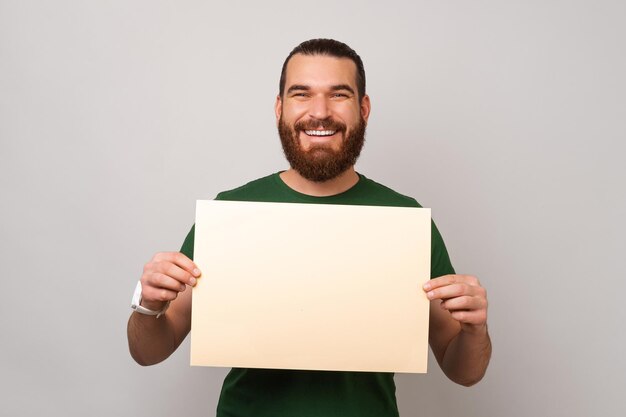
[127, 39, 491, 417]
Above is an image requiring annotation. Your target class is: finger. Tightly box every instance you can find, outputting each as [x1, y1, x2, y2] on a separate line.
[441, 295, 487, 312]
[423, 274, 479, 291]
[142, 286, 180, 304]
[153, 252, 201, 277]
[449, 310, 488, 325]
[423, 275, 457, 291]
[154, 262, 197, 287]
[144, 272, 187, 293]
[426, 283, 477, 301]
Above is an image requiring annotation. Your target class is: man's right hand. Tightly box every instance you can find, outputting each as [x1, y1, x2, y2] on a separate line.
[128, 252, 200, 365]
[139, 252, 201, 311]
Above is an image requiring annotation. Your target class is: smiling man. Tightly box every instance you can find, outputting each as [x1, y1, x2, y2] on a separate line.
[128, 39, 491, 417]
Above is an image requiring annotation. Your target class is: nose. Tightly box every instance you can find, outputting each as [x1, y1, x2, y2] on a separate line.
[308, 95, 331, 120]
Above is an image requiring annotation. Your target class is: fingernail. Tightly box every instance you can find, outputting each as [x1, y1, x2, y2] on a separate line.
[193, 268, 201, 277]
[189, 277, 197, 286]
[423, 282, 431, 291]
[427, 291, 434, 299]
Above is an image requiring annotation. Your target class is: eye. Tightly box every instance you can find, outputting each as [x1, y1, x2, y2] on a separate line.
[331, 93, 349, 98]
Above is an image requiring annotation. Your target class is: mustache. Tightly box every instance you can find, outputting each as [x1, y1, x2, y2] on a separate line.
[293, 118, 347, 132]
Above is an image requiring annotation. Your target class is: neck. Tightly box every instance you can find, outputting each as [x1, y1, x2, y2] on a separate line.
[279, 167, 359, 197]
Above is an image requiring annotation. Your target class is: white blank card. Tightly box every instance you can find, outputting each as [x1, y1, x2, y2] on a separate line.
[191, 200, 431, 373]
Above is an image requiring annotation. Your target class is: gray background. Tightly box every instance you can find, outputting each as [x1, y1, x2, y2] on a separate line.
[1, 0, 624, 416]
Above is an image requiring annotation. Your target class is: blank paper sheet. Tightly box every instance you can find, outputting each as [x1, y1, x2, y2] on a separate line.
[191, 200, 431, 373]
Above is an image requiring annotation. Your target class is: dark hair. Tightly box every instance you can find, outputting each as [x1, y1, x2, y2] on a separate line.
[279, 38, 366, 101]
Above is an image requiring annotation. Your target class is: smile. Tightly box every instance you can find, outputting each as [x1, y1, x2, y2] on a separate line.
[304, 130, 337, 137]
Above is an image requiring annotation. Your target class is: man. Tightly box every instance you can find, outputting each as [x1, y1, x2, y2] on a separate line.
[128, 39, 491, 417]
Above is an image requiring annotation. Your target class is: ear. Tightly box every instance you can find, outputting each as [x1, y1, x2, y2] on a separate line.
[360, 94, 371, 122]
[274, 95, 282, 125]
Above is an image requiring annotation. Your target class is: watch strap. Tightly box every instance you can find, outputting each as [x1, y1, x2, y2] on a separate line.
[131, 281, 170, 318]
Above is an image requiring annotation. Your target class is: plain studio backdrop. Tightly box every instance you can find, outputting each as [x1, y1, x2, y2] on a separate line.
[1, 1, 624, 416]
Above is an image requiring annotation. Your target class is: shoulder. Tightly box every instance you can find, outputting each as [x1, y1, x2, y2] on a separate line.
[215, 173, 277, 201]
[357, 174, 422, 208]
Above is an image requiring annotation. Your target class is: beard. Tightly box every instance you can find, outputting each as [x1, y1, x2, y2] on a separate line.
[278, 114, 366, 182]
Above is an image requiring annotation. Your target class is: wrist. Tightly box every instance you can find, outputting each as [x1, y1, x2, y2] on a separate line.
[140, 299, 167, 312]
[460, 323, 488, 337]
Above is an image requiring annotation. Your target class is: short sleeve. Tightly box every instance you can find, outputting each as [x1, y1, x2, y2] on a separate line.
[431, 220, 455, 278]
[180, 224, 195, 260]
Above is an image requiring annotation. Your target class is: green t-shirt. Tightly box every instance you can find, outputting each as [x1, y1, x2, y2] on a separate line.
[180, 172, 455, 417]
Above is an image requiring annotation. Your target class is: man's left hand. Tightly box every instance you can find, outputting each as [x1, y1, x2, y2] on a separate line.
[423, 274, 488, 334]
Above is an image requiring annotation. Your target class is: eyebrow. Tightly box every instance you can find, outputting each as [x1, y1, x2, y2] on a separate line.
[286, 84, 355, 95]
[330, 84, 355, 95]
[286, 84, 311, 94]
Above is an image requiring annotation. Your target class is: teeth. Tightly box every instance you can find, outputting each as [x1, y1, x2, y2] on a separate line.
[305, 130, 336, 136]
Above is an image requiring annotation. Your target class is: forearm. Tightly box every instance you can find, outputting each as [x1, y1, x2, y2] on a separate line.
[127, 312, 179, 366]
[440, 325, 492, 386]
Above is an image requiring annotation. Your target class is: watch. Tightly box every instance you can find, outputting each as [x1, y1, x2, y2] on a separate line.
[130, 281, 170, 318]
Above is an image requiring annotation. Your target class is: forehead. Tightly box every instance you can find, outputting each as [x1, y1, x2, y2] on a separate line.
[284, 54, 358, 90]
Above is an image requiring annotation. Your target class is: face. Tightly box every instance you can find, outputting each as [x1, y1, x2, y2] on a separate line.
[275, 54, 371, 182]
